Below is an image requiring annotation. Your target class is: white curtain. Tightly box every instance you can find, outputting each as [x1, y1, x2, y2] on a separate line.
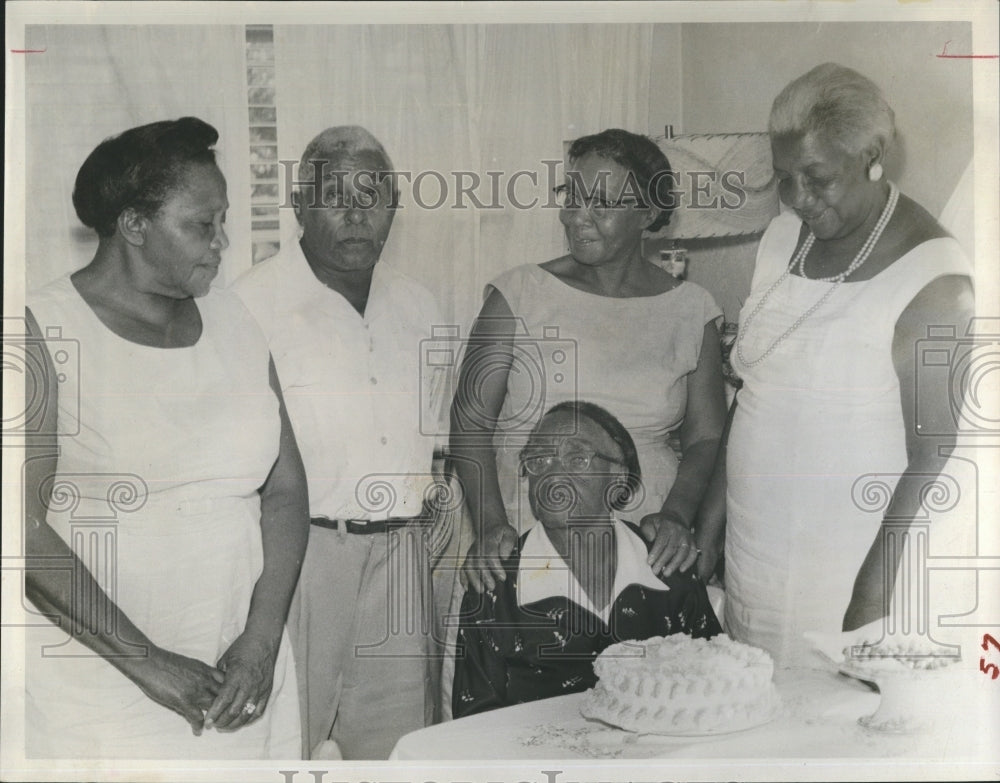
[25, 24, 654, 319]
[273, 24, 653, 328]
[24, 25, 251, 292]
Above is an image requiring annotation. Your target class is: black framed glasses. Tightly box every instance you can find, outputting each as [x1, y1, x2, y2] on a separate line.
[552, 184, 643, 217]
[521, 444, 626, 476]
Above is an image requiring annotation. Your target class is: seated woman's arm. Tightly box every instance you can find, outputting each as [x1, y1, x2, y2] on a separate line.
[22, 307, 223, 735]
[451, 586, 509, 719]
[206, 357, 310, 730]
[844, 274, 975, 630]
[643, 320, 727, 576]
[449, 288, 519, 592]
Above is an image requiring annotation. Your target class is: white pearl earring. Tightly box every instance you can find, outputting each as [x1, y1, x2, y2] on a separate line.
[868, 162, 884, 182]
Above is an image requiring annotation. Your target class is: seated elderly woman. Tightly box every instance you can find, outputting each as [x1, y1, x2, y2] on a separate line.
[451, 401, 721, 718]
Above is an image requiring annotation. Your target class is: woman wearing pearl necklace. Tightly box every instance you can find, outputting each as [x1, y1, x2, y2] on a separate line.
[698, 63, 974, 667]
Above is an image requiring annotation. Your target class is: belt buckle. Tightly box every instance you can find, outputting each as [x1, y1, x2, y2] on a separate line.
[345, 519, 382, 535]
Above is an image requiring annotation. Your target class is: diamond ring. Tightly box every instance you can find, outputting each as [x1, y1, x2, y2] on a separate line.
[242, 701, 256, 716]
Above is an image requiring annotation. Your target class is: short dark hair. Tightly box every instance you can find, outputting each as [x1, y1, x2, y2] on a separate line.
[530, 400, 642, 512]
[568, 128, 675, 232]
[73, 117, 219, 238]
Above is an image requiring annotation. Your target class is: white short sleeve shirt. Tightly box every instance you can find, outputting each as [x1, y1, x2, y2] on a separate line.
[233, 239, 446, 520]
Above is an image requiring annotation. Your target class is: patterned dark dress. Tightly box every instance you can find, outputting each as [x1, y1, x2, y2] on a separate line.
[452, 519, 722, 718]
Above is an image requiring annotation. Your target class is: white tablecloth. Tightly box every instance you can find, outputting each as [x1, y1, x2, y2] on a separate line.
[390, 666, 996, 762]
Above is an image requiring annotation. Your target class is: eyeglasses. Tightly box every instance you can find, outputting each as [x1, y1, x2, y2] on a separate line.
[520, 444, 626, 476]
[552, 184, 643, 217]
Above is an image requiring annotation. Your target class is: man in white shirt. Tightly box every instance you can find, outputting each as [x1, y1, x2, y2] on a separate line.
[234, 126, 442, 759]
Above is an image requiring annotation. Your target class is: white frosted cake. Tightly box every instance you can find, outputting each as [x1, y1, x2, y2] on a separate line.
[581, 634, 779, 734]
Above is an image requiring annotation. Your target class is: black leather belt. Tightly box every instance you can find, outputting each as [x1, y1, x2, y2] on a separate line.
[310, 516, 430, 534]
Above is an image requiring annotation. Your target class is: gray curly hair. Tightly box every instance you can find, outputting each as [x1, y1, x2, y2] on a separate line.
[769, 63, 896, 156]
[293, 125, 398, 215]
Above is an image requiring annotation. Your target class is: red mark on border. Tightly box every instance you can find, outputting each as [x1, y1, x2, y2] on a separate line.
[10, 49, 47, 54]
[937, 41, 999, 60]
[980, 632, 1000, 680]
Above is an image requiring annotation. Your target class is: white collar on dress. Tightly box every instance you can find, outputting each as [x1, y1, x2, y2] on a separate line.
[516, 518, 668, 623]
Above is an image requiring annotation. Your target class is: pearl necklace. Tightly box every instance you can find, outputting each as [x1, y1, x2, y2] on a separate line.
[736, 182, 899, 368]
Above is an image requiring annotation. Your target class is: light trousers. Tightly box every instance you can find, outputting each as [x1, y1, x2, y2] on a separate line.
[288, 522, 433, 760]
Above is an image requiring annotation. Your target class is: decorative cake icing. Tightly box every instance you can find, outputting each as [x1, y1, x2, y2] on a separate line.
[842, 639, 960, 672]
[581, 634, 779, 734]
[839, 639, 962, 732]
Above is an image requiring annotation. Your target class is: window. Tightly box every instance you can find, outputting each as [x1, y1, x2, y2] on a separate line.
[246, 25, 280, 264]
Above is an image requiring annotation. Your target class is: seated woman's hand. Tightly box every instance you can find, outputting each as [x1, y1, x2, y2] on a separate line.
[130, 646, 225, 735]
[204, 630, 279, 732]
[640, 511, 699, 577]
[462, 520, 518, 593]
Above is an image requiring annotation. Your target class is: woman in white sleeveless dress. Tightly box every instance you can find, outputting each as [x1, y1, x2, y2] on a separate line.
[451, 129, 727, 596]
[717, 64, 974, 666]
[24, 118, 308, 758]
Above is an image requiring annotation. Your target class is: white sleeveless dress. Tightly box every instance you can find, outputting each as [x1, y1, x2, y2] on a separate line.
[25, 276, 301, 759]
[488, 263, 722, 530]
[726, 212, 972, 667]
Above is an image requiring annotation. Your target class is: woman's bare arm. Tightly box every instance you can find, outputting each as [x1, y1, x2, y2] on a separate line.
[205, 358, 309, 730]
[643, 320, 727, 576]
[23, 307, 223, 735]
[449, 289, 519, 592]
[844, 274, 974, 630]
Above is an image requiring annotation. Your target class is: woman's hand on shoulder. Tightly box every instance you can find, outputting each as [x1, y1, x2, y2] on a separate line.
[128, 646, 224, 735]
[204, 630, 280, 731]
[462, 521, 518, 593]
[640, 511, 699, 577]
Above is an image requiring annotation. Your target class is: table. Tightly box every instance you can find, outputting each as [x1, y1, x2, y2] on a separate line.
[390, 667, 996, 762]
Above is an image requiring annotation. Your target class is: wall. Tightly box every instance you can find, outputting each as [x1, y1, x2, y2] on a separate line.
[646, 25, 683, 139]
[650, 21, 975, 321]
[24, 25, 253, 293]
